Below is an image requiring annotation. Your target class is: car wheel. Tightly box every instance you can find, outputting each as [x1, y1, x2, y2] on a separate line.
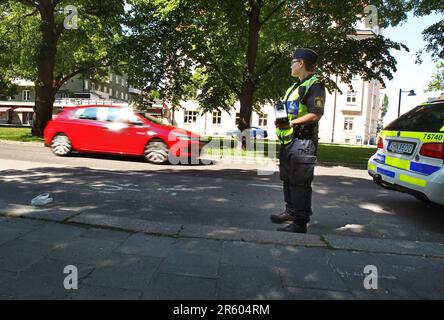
[51, 133, 72, 156]
[144, 140, 169, 164]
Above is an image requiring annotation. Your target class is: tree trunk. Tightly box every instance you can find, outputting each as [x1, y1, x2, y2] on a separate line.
[32, 1, 57, 137]
[238, 1, 261, 149]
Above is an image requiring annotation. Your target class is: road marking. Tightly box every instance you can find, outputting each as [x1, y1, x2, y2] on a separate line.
[90, 183, 141, 194]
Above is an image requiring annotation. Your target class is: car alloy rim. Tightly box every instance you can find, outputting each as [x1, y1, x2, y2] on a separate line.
[51, 135, 71, 155]
[145, 141, 169, 163]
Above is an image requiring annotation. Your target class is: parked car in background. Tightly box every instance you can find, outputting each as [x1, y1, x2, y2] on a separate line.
[44, 105, 206, 164]
[367, 98, 444, 205]
[226, 127, 268, 139]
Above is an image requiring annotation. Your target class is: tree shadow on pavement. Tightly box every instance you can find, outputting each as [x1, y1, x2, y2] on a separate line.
[0, 165, 443, 243]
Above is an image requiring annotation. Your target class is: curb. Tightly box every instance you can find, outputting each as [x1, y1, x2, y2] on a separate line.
[2, 206, 444, 258]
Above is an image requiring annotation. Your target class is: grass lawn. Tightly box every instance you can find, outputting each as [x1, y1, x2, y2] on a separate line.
[204, 137, 376, 167]
[0, 127, 376, 167]
[0, 127, 43, 142]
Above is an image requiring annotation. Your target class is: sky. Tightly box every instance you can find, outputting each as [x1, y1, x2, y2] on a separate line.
[382, 12, 443, 125]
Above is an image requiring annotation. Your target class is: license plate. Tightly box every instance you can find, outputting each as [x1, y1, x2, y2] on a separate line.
[387, 140, 416, 155]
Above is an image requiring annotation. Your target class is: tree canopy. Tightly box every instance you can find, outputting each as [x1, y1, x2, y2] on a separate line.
[427, 60, 444, 92]
[0, 0, 125, 136]
[124, 0, 411, 132]
[408, 0, 444, 60]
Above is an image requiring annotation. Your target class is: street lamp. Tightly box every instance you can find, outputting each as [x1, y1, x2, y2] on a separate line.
[397, 89, 416, 117]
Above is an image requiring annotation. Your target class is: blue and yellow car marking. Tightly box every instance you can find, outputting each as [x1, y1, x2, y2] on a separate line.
[380, 130, 444, 143]
[377, 167, 395, 178]
[372, 153, 440, 176]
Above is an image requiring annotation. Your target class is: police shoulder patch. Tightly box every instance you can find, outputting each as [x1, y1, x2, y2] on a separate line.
[314, 96, 325, 108]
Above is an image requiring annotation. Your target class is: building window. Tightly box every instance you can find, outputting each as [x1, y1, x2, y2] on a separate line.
[184, 111, 198, 124]
[352, 74, 359, 80]
[347, 91, 357, 104]
[235, 113, 240, 125]
[121, 92, 124, 100]
[344, 117, 354, 131]
[91, 82, 96, 91]
[23, 112, 33, 124]
[258, 114, 268, 126]
[213, 110, 221, 124]
[22, 90, 30, 101]
[109, 88, 113, 97]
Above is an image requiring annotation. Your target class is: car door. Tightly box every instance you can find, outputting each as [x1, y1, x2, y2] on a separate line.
[71, 107, 109, 151]
[102, 108, 148, 155]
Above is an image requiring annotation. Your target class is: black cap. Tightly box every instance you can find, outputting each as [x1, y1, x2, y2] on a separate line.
[293, 48, 319, 64]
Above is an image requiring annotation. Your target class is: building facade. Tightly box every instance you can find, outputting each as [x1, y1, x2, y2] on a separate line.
[0, 73, 130, 125]
[166, 76, 382, 145]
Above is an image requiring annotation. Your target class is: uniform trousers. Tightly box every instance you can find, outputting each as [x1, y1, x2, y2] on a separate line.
[278, 138, 317, 225]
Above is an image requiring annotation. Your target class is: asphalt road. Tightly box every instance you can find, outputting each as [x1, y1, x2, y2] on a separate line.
[1, 141, 444, 243]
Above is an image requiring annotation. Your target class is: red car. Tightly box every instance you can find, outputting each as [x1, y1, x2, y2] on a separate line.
[44, 105, 206, 164]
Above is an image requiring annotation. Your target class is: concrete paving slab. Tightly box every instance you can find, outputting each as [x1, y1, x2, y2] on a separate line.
[342, 276, 420, 300]
[66, 284, 142, 300]
[324, 234, 444, 258]
[0, 239, 53, 272]
[115, 233, 177, 258]
[271, 246, 332, 265]
[326, 250, 385, 279]
[80, 227, 132, 243]
[0, 258, 95, 299]
[221, 241, 276, 268]
[375, 254, 444, 299]
[0, 216, 45, 230]
[217, 264, 285, 300]
[278, 261, 349, 292]
[169, 238, 223, 256]
[0, 225, 34, 246]
[284, 287, 355, 300]
[83, 253, 163, 291]
[18, 223, 86, 247]
[0, 270, 15, 285]
[143, 273, 217, 300]
[47, 236, 121, 265]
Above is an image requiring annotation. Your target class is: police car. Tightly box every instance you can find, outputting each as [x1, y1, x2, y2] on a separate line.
[368, 98, 444, 205]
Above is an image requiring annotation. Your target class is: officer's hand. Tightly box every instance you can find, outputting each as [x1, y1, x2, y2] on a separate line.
[275, 121, 290, 130]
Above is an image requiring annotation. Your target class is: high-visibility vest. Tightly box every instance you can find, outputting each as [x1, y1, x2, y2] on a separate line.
[276, 75, 319, 144]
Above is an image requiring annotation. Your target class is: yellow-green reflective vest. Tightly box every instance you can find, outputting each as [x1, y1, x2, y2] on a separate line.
[276, 75, 319, 144]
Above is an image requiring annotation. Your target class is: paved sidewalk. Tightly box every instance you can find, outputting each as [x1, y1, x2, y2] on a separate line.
[0, 214, 443, 300]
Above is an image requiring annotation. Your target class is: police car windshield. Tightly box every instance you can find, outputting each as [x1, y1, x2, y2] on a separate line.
[384, 103, 444, 132]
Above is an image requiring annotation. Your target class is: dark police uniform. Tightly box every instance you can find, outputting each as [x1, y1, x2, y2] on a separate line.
[275, 48, 325, 232]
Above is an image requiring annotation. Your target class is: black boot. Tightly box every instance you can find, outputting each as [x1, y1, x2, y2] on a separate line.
[270, 211, 294, 224]
[277, 223, 307, 234]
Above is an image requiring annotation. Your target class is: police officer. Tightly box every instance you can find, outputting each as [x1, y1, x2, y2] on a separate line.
[270, 48, 325, 233]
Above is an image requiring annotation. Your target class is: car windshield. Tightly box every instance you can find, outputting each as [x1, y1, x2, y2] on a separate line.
[384, 103, 444, 132]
